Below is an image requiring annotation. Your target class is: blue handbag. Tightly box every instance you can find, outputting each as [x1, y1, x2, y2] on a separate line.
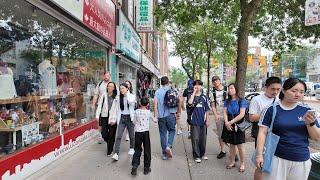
[251, 103, 280, 174]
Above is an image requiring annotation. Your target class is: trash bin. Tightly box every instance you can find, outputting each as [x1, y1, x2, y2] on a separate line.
[309, 153, 320, 180]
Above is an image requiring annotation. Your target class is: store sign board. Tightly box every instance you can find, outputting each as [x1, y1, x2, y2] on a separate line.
[83, 0, 116, 44]
[128, 0, 134, 23]
[50, 0, 116, 44]
[141, 53, 161, 78]
[142, 53, 154, 72]
[136, 0, 153, 32]
[50, 0, 84, 21]
[305, 0, 320, 26]
[117, 11, 141, 63]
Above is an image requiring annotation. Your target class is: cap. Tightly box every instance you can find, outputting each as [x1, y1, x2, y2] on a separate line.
[211, 76, 220, 81]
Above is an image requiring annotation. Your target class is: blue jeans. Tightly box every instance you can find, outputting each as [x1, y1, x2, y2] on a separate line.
[158, 114, 176, 155]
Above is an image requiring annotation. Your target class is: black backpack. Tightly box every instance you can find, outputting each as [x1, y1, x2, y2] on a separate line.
[244, 93, 261, 137]
[212, 86, 228, 107]
[164, 88, 179, 108]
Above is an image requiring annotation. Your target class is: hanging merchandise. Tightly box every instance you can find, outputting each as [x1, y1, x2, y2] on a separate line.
[0, 61, 17, 99]
[38, 60, 58, 96]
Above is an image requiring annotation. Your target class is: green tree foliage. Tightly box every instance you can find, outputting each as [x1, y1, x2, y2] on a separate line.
[156, 0, 320, 97]
[169, 67, 188, 88]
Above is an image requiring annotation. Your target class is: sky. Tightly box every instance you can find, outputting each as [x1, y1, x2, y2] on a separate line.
[168, 36, 274, 69]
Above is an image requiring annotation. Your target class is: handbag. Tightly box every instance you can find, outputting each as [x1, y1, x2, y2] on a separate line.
[235, 99, 252, 132]
[251, 102, 280, 174]
[108, 98, 117, 125]
[237, 119, 252, 132]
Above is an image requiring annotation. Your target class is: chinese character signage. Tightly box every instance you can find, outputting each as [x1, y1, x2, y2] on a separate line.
[136, 0, 153, 32]
[50, 0, 116, 45]
[117, 11, 141, 63]
[305, 0, 320, 26]
[83, 0, 116, 44]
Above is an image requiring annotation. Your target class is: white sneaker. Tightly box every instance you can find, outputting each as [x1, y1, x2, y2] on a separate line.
[195, 158, 201, 163]
[202, 156, 208, 160]
[125, 134, 130, 141]
[112, 153, 119, 161]
[128, 148, 135, 155]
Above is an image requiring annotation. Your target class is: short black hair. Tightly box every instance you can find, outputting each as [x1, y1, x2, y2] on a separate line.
[161, 76, 169, 85]
[193, 80, 203, 86]
[140, 97, 149, 106]
[265, 76, 282, 87]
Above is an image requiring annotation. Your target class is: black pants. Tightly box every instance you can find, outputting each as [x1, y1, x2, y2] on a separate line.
[132, 131, 151, 169]
[100, 116, 117, 155]
[190, 125, 207, 159]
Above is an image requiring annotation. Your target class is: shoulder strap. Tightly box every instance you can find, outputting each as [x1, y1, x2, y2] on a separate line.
[100, 96, 105, 114]
[98, 81, 103, 88]
[269, 102, 277, 131]
[223, 86, 228, 101]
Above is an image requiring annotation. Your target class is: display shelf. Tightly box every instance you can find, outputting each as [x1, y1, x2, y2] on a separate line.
[0, 96, 40, 105]
[0, 93, 77, 105]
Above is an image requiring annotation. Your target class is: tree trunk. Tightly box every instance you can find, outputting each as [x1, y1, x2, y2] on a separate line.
[236, 0, 264, 98]
[192, 59, 196, 79]
[181, 57, 193, 79]
[207, 50, 211, 97]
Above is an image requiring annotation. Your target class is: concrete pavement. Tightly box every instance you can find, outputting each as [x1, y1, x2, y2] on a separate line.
[26, 112, 261, 180]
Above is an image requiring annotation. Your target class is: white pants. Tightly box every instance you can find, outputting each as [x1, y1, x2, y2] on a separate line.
[263, 156, 312, 180]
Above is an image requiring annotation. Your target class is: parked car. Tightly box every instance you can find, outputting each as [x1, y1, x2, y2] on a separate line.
[316, 88, 320, 100]
[306, 82, 320, 96]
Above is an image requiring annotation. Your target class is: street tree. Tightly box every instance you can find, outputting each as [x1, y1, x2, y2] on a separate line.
[169, 67, 188, 88]
[156, 0, 320, 97]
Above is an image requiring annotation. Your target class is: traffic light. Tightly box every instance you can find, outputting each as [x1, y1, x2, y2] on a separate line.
[284, 68, 292, 77]
[272, 55, 280, 66]
[247, 55, 253, 65]
[259, 56, 267, 77]
[211, 57, 218, 68]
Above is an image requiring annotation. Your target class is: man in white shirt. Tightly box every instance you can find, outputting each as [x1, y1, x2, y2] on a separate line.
[249, 76, 282, 180]
[92, 72, 111, 144]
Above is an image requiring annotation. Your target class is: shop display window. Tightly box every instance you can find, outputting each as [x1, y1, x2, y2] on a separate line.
[0, 0, 107, 158]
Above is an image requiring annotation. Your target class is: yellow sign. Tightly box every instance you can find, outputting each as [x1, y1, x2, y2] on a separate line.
[247, 55, 253, 65]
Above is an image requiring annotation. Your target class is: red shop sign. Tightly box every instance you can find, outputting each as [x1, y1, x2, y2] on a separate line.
[83, 0, 116, 45]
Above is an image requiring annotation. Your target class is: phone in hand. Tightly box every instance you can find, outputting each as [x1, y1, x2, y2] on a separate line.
[301, 109, 316, 121]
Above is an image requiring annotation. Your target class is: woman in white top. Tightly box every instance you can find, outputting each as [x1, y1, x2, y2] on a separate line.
[95, 82, 117, 156]
[112, 83, 136, 161]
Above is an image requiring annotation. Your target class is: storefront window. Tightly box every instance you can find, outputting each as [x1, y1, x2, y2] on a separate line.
[0, 0, 107, 157]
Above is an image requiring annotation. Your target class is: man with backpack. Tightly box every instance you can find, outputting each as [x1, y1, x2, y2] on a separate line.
[154, 76, 180, 160]
[187, 80, 211, 163]
[210, 76, 228, 159]
[92, 72, 111, 144]
[248, 76, 282, 180]
[183, 79, 194, 138]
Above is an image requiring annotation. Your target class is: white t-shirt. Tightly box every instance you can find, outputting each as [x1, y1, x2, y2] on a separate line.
[210, 89, 225, 117]
[133, 109, 153, 132]
[249, 94, 278, 115]
[94, 81, 108, 97]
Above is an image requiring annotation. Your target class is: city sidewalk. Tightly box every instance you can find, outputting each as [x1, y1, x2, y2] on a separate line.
[27, 112, 256, 180]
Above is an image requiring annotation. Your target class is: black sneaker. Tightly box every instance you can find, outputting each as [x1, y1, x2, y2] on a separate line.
[235, 155, 239, 162]
[144, 167, 151, 175]
[131, 167, 137, 175]
[217, 151, 226, 159]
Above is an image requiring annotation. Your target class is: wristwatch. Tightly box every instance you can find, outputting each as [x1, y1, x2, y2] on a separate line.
[309, 121, 316, 127]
